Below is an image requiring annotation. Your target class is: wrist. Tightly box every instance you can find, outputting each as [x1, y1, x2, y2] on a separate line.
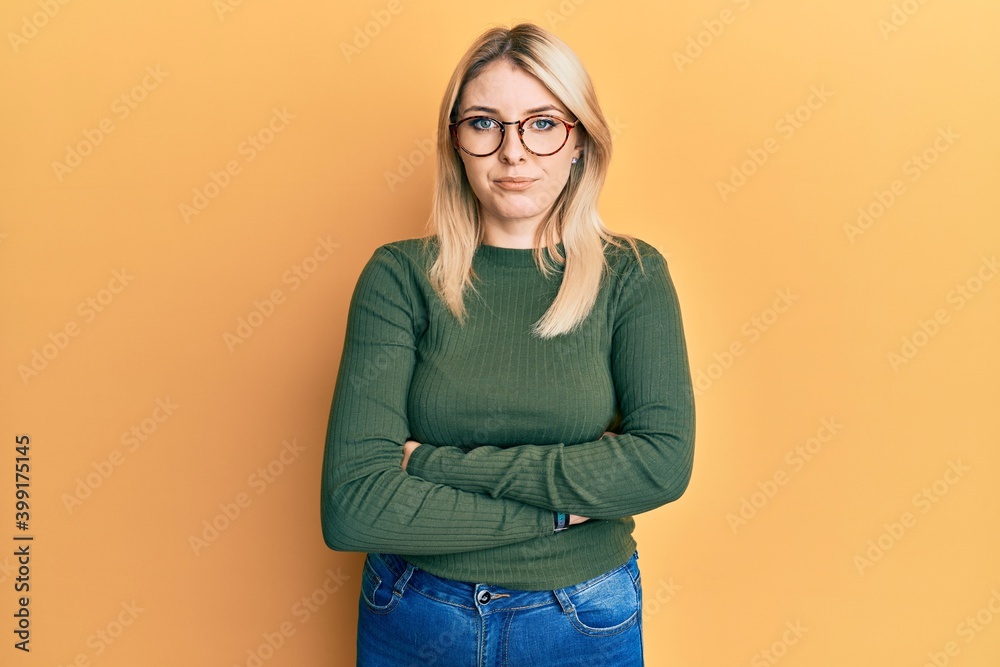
[552, 511, 569, 532]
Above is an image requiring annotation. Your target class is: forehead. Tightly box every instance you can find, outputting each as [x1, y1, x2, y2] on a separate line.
[459, 61, 567, 115]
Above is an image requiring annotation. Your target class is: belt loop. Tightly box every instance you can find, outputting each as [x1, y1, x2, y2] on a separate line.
[625, 550, 640, 581]
[552, 587, 575, 614]
[393, 562, 416, 595]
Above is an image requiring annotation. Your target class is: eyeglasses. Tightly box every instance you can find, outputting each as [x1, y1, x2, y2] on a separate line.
[449, 114, 579, 157]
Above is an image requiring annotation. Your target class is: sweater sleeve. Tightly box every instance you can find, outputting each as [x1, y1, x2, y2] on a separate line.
[320, 245, 554, 554]
[404, 247, 695, 520]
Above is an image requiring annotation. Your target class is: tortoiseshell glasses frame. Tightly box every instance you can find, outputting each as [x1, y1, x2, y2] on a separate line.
[448, 114, 579, 157]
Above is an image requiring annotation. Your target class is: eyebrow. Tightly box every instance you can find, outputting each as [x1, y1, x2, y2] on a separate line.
[460, 104, 567, 117]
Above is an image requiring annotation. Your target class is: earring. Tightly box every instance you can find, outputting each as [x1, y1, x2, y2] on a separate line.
[572, 157, 579, 164]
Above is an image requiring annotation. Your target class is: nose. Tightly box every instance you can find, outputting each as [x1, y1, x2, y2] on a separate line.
[497, 122, 527, 162]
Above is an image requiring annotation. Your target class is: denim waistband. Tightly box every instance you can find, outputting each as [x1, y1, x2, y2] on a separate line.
[368, 549, 639, 613]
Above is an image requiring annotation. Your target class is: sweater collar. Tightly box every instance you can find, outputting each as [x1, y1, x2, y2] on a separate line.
[473, 242, 566, 269]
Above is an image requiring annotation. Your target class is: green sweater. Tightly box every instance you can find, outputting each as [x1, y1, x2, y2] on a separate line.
[321, 235, 695, 590]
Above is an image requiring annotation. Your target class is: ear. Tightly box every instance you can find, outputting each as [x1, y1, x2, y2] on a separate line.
[572, 126, 586, 160]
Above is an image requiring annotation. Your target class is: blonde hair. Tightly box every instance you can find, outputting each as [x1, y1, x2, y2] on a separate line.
[420, 22, 641, 338]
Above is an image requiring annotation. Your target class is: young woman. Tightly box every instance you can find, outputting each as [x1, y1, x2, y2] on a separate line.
[321, 22, 695, 666]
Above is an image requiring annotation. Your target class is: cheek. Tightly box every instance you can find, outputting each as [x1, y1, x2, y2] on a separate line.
[537, 164, 572, 198]
[463, 165, 494, 199]
[459, 158, 484, 183]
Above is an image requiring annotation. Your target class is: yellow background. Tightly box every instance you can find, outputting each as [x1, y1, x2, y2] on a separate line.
[2, 0, 999, 665]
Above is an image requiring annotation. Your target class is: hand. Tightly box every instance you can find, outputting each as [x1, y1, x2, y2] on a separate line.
[401, 439, 421, 471]
[603, 430, 617, 438]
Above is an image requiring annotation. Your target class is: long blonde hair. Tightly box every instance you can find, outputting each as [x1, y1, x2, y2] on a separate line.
[420, 22, 641, 338]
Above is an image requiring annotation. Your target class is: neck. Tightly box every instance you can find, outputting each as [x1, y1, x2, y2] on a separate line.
[480, 222, 560, 249]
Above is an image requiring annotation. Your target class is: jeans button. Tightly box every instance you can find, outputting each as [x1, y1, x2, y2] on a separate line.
[477, 590, 491, 604]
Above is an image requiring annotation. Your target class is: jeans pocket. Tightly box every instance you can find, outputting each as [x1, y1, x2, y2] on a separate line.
[360, 553, 404, 615]
[561, 557, 640, 637]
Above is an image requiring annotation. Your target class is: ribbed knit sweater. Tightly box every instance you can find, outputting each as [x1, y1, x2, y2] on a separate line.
[320, 235, 695, 590]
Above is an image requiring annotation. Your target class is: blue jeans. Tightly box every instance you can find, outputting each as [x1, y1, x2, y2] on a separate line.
[356, 549, 644, 666]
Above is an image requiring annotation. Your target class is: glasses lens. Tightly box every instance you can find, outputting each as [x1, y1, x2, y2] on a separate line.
[521, 116, 569, 155]
[456, 117, 502, 155]
[456, 116, 569, 155]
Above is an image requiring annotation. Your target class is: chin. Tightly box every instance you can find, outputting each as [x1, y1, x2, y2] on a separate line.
[492, 193, 548, 212]
[494, 205, 544, 220]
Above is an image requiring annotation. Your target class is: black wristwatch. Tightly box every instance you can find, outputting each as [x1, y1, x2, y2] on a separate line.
[553, 511, 569, 532]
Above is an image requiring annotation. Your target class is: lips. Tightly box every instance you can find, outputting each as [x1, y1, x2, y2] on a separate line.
[494, 177, 537, 190]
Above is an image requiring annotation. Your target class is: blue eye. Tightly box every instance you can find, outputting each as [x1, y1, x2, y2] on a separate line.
[470, 118, 498, 131]
[529, 117, 558, 131]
